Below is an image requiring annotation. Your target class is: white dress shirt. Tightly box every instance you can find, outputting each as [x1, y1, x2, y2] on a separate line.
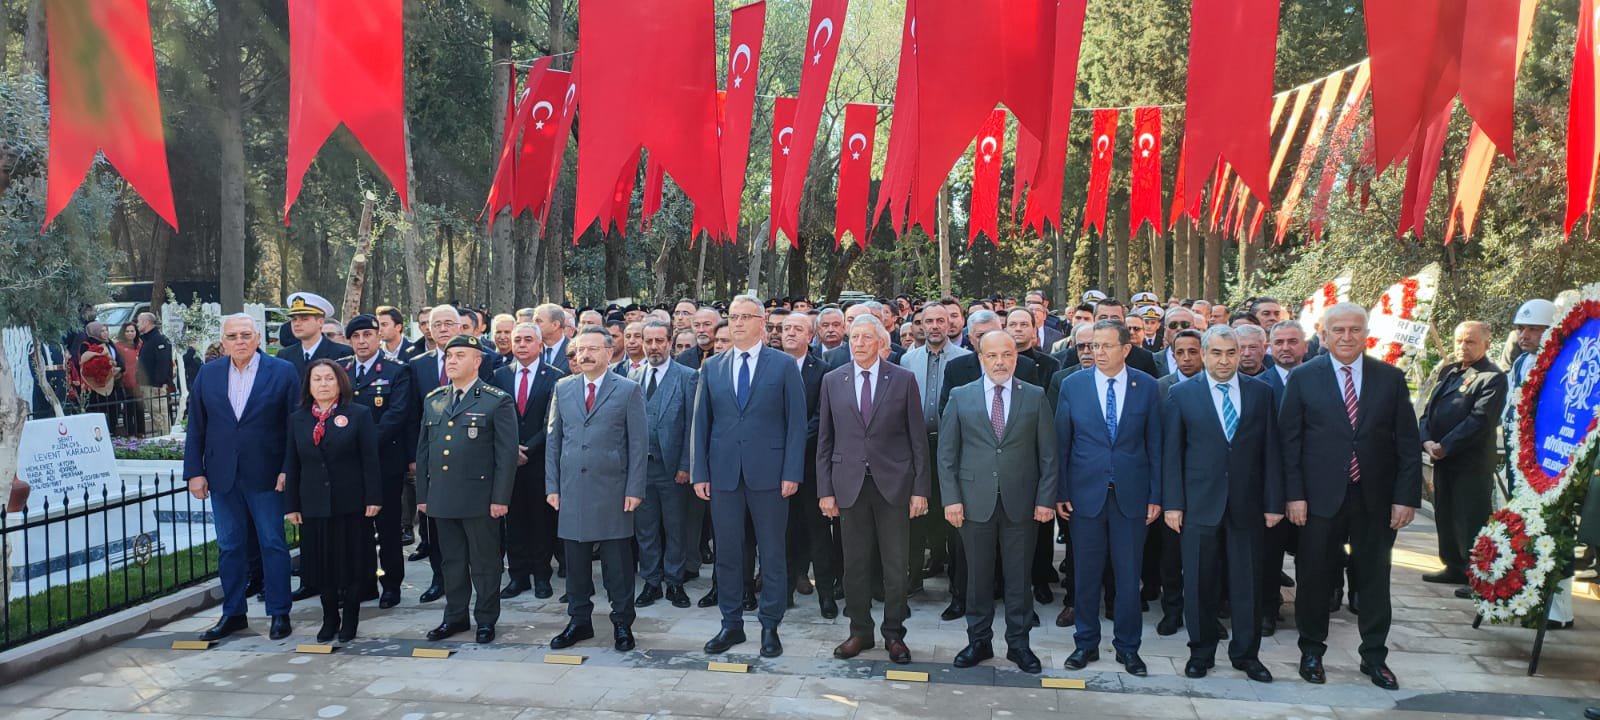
[1332, 356, 1363, 400]
[1094, 366, 1129, 423]
[852, 360, 880, 412]
[983, 375, 1012, 423]
[541, 337, 568, 366]
[351, 354, 378, 378]
[730, 342, 761, 385]
[1274, 364, 1291, 385]
[642, 359, 672, 389]
[299, 337, 323, 360]
[227, 352, 261, 420]
[582, 369, 606, 400]
[1205, 372, 1238, 433]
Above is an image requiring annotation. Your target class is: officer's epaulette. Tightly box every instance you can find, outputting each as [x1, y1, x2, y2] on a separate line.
[337, 354, 357, 364]
[427, 384, 452, 398]
[479, 383, 510, 398]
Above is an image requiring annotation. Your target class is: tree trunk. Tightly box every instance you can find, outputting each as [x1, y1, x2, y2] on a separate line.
[1237, 234, 1252, 300]
[746, 220, 768, 296]
[1171, 225, 1187, 299]
[822, 244, 863, 303]
[23, 0, 44, 79]
[1203, 230, 1222, 302]
[215, 1, 247, 313]
[148, 220, 171, 315]
[1095, 230, 1108, 293]
[1188, 224, 1203, 299]
[1113, 216, 1129, 300]
[786, 236, 809, 300]
[695, 237, 707, 300]
[446, 224, 458, 302]
[653, 232, 672, 301]
[341, 192, 378, 320]
[401, 117, 428, 314]
[0, 0, 11, 74]
[1051, 226, 1066, 308]
[30, 343, 62, 417]
[937, 182, 952, 298]
[1148, 225, 1166, 301]
[0, 337, 31, 506]
[488, 44, 516, 311]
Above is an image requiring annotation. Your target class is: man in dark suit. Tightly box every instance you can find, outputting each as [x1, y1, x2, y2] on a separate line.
[1281, 303, 1422, 690]
[341, 315, 414, 609]
[898, 302, 971, 618]
[415, 334, 518, 644]
[400, 306, 434, 362]
[492, 322, 564, 600]
[780, 312, 840, 617]
[1056, 320, 1163, 677]
[823, 302, 906, 368]
[939, 330, 1058, 674]
[278, 292, 352, 380]
[1418, 321, 1507, 593]
[1051, 300, 1160, 378]
[134, 312, 175, 435]
[375, 306, 415, 361]
[1151, 327, 1203, 636]
[184, 314, 301, 642]
[1005, 308, 1063, 604]
[692, 295, 808, 658]
[1162, 326, 1281, 683]
[533, 303, 572, 373]
[1260, 319, 1307, 634]
[938, 310, 1038, 414]
[546, 328, 649, 652]
[817, 315, 930, 664]
[675, 307, 721, 369]
[629, 320, 699, 609]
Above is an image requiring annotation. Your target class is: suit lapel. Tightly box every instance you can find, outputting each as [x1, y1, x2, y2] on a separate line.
[1355, 357, 1380, 435]
[587, 376, 617, 419]
[997, 380, 1024, 446]
[237, 357, 273, 425]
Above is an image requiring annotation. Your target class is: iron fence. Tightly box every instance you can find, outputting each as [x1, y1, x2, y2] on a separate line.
[29, 390, 182, 441]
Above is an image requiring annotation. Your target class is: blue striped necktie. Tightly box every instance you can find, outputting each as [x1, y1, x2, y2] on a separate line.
[1219, 382, 1237, 442]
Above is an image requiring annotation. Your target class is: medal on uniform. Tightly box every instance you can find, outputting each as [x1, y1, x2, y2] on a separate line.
[334, 415, 349, 427]
[374, 397, 384, 407]
[468, 427, 479, 439]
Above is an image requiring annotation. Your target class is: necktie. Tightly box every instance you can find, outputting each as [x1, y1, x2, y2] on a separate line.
[924, 352, 942, 425]
[990, 384, 1006, 441]
[305, 351, 312, 362]
[736, 352, 752, 409]
[1104, 378, 1119, 441]
[646, 367, 659, 400]
[543, 347, 553, 366]
[1342, 365, 1361, 483]
[1219, 382, 1237, 442]
[438, 359, 446, 387]
[517, 368, 530, 415]
[859, 370, 874, 421]
[451, 388, 463, 412]
[585, 381, 597, 413]
[355, 363, 366, 382]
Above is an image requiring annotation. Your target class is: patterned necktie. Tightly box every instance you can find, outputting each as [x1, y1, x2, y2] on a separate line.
[924, 352, 942, 425]
[646, 367, 659, 400]
[586, 382, 597, 413]
[736, 352, 752, 409]
[517, 368, 530, 415]
[1342, 365, 1361, 484]
[438, 359, 447, 387]
[1104, 377, 1119, 441]
[990, 384, 1006, 441]
[859, 370, 874, 421]
[1219, 382, 1237, 442]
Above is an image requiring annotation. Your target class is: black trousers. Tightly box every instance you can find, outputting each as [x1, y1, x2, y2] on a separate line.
[1434, 461, 1493, 576]
[786, 473, 840, 598]
[1183, 517, 1262, 663]
[839, 479, 910, 641]
[563, 537, 637, 627]
[435, 515, 502, 627]
[1296, 484, 1397, 665]
[372, 470, 405, 593]
[960, 509, 1037, 649]
[1158, 524, 1184, 620]
[1261, 522, 1292, 616]
[910, 433, 965, 599]
[505, 476, 560, 582]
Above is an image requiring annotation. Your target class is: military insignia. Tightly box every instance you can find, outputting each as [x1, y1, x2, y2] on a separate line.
[374, 397, 384, 407]
[334, 415, 348, 427]
[468, 427, 479, 439]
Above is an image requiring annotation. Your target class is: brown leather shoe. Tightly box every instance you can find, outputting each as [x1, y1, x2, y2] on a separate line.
[833, 635, 874, 659]
[885, 637, 912, 665]
[1055, 604, 1075, 627]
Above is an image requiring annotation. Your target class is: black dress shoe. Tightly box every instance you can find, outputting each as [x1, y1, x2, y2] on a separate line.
[953, 641, 994, 668]
[1422, 569, 1468, 584]
[549, 622, 594, 649]
[291, 585, 319, 602]
[268, 615, 292, 640]
[557, 563, 567, 579]
[906, 582, 926, 598]
[379, 590, 401, 609]
[337, 619, 359, 644]
[1233, 658, 1273, 683]
[1115, 651, 1147, 677]
[760, 627, 783, 657]
[819, 595, 839, 619]
[1063, 648, 1098, 670]
[741, 589, 758, 612]
[1298, 655, 1326, 684]
[1006, 647, 1042, 673]
[1279, 571, 1295, 587]
[1156, 614, 1182, 636]
[419, 582, 444, 603]
[199, 615, 248, 642]
[1586, 707, 1600, 720]
[636, 583, 664, 607]
[502, 577, 532, 599]
[703, 627, 746, 654]
[1033, 585, 1053, 605]
[682, 570, 701, 582]
[1453, 586, 1474, 600]
[407, 545, 432, 562]
[667, 585, 692, 608]
[533, 578, 554, 599]
[1054, 604, 1074, 627]
[559, 594, 569, 603]
[476, 626, 495, 644]
[1259, 615, 1277, 637]
[1184, 658, 1213, 678]
[1359, 661, 1399, 690]
[698, 585, 720, 608]
[614, 624, 635, 652]
[941, 600, 966, 622]
[401, 529, 415, 546]
[317, 617, 339, 644]
[426, 621, 469, 641]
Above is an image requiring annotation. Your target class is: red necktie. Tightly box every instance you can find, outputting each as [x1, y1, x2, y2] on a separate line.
[437, 358, 446, 386]
[586, 382, 596, 413]
[517, 368, 530, 415]
[1342, 365, 1361, 484]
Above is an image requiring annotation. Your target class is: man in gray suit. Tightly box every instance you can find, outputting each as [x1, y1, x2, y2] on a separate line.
[818, 315, 930, 665]
[545, 327, 648, 652]
[898, 302, 970, 617]
[631, 319, 698, 609]
[939, 331, 1059, 674]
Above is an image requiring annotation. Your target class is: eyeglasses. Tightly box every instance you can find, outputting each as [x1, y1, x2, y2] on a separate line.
[1166, 321, 1192, 330]
[673, 310, 694, 317]
[223, 332, 256, 341]
[1090, 342, 1128, 351]
[1075, 342, 1092, 350]
[728, 313, 763, 323]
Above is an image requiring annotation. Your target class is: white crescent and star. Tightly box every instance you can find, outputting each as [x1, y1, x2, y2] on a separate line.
[848, 132, 868, 160]
[779, 126, 794, 155]
[1137, 132, 1154, 158]
[1095, 134, 1110, 156]
[563, 82, 577, 115]
[812, 18, 835, 64]
[980, 136, 998, 162]
[732, 43, 752, 88]
[531, 101, 554, 130]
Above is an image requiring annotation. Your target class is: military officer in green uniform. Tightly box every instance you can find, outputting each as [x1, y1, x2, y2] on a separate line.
[415, 334, 518, 644]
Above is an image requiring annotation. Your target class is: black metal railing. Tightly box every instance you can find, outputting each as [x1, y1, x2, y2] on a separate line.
[28, 390, 183, 441]
[1, 472, 299, 651]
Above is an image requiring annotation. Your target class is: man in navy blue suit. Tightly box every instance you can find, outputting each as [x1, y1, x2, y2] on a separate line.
[184, 314, 301, 642]
[1162, 326, 1282, 683]
[1055, 319, 1163, 676]
[691, 295, 808, 658]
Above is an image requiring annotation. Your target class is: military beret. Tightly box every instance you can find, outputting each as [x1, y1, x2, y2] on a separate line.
[445, 334, 486, 352]
[286, 291, 334, 317]
[345, 314, 379, 336]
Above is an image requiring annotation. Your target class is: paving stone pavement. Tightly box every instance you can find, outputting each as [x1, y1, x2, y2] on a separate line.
[3, 514, 1599, 719]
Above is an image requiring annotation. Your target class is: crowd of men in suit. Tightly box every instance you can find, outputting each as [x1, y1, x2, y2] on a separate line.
[177, 283, 1557, 691]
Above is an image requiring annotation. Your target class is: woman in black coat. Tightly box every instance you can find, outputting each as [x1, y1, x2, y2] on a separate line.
[285, 359, 382, 643]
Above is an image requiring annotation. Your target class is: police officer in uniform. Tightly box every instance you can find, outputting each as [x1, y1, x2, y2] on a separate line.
[415, 334, 518, 644]
[340, 314, 414, 609]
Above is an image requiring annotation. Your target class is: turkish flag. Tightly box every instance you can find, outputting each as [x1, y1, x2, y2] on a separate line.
[1128, 108, 1163, 235]
[540, 68, 580, 233]
[969, 109, 1007, 247]
[1082, 109, 1118, 235]
[873, 0, 920, 237]
[1309, 62, 1371, 242]
[1020, 0, 1089, 234]
[1182, 0, 1279, 215]
[691, 89, 730, 243]
[1275, 70, 1346, 244]
[641, 156, 666, 232]
[835, 103, 877, 249]
[770, 96, 799, 247]
[44, 0, 177, 231]
[775, 0, 850, 246]
[515, 68, 572, 226]
[574, 0, 726, 240]
[1567, 0, 1600, 236]
[718, 2, 767, 242]
[284, 0, 408, 223]
[482, 57, 550, 222]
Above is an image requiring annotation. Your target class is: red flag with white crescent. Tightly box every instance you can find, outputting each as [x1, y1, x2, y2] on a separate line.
[1309, 62, 1370, 242]
[514, 67, 571, 225]
[1567, 0, 1600, 237]
[1083, 109, 1118, 235]
[641, 155, 666, 232]
[1182, 0, 1278, 216]
[836, 103, 877, 249]
[969, 109, 1007, 247]
[770, 97, 798, 247]
[1128, 108, 1163, 235]
[284, 0, 409, 223]
[775, 0, 850, 246]
[541, 67, 580, 233]
[717, 2, 767, 242]
[483, 57, 550, 222]
[691, 89, 729, 243]
[1274, 70, 1345, 244]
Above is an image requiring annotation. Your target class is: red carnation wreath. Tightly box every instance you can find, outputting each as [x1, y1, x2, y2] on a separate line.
[1515, 298, 1600, 498]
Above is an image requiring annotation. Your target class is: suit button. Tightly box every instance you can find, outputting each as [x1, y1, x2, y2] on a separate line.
[445, 435, 452, 441]
[443, 450, 450, 456]
[448, 421, 454, 427]
[442, 465, 449, 471]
